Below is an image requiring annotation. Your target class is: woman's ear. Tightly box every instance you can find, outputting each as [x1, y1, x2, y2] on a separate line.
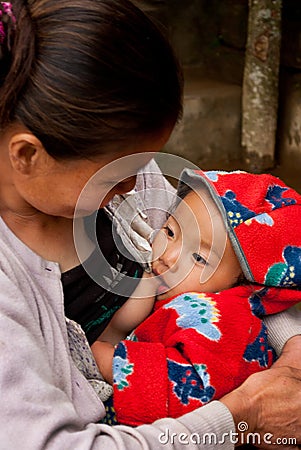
[8, 133, 45, 175]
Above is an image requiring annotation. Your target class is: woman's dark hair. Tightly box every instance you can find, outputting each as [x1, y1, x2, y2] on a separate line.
[177, 181, 192, 202]
[0, 0, 183, 159]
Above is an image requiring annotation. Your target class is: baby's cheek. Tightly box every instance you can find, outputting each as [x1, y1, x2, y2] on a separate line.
[152, 231, 168, 260]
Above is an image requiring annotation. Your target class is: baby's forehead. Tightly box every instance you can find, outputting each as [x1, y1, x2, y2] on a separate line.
[185, 188, 214, 203]
[171, 187, 229, 257]
[174, 188, 218, 214]
[170, 188, 222, 229]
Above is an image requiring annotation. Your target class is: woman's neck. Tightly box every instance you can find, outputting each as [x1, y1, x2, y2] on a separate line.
[0, 210, 95, 272]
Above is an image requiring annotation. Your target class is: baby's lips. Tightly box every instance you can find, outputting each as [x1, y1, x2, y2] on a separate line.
[151, 267, 170, 294]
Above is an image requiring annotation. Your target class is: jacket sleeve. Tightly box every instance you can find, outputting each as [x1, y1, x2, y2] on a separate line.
[264, 306, 301, 355]
[112, 286, 275, 426]
[0, 270, 236, 450]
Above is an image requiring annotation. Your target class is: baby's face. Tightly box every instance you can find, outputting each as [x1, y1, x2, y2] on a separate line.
[152, 190, 242, 300]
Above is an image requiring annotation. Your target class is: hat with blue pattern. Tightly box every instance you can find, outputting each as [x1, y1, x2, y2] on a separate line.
[179, 169, 301, 288]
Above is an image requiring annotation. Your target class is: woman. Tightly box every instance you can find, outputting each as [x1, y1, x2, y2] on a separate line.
[0, 1, 300, 448]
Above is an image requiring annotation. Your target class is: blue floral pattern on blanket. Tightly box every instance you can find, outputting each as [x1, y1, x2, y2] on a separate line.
[265, 185, 296, 209]
[220, 190, 274, 228]
[163, 293, 221, 341]
[113, 342, 134, 391]
[248, 287, 268, 317]
[265, 245, 301, 287]
[243, 322, 275, 367]
[204, 172, 297, 230]
[204, 170, 245, 182]
[168, 360, 215, 405]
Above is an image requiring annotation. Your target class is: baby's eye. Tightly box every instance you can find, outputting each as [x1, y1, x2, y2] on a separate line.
[192, 253, 208, 265]
[163, 226, 174, 238]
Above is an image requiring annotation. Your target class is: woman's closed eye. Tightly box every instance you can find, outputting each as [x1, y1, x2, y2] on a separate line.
[163, 225, 174, 238]
[192, 252, 208, 266]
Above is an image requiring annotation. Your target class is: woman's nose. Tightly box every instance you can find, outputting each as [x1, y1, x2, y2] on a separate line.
[115, 176, 137, 196]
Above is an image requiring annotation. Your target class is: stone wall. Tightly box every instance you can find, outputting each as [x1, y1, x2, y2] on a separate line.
[135, 0, 301, 190]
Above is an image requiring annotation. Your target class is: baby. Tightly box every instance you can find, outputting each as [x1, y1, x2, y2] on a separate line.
[92, 168, 301, 426]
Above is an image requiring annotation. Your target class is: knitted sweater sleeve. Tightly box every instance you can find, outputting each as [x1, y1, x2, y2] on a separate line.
[112, 401, 235, 450]
[263, 305, 301, 355]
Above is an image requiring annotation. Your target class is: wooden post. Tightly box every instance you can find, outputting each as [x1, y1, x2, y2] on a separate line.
[242, 0, 282, 172]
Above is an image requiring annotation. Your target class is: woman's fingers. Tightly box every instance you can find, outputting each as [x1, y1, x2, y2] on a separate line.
[221, 365, 301, 449]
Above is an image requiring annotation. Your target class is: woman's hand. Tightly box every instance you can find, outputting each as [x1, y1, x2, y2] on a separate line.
[221, 335, 301, 449]
[91, 340, 115, 385]
[273, 334, 301, 370]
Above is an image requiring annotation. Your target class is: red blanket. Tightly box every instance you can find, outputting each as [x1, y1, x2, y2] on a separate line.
[113, 285, 301, 426]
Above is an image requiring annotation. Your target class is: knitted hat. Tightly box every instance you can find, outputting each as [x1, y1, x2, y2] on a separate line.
[179, 169, 301, 288]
